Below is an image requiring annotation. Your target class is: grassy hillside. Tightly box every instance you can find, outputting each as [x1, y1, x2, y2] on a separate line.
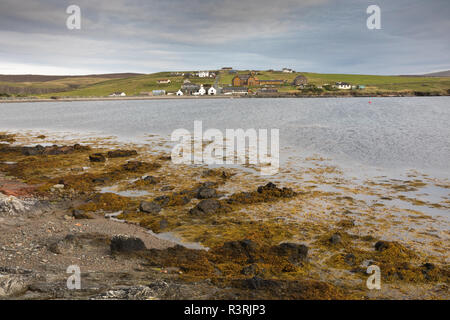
[0, 73, 142, 96]
[38, 72, 216, 98]
[1, 70, 449, 98]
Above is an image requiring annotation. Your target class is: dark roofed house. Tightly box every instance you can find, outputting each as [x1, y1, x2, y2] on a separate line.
[293, 75, 308, 86]
[222, 87, 248, 95]
[181, 81, 200, 95]
[232, 74, 258, 86]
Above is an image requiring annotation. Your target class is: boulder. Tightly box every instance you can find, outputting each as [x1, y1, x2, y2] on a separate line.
[143, 176, 159, 184]
[189, 199, 221, 216]
[0, 274, 30, 297]
[72, 209, 93, 219]
[89, 153, 106, 162]
[272, 243, 308, 264]
[107, 149, 138, 158]
[374, 240, 390, 252]
[110, 235, 146, 253]
[139, 201, 162, 214]
[329, 233, 341, 244]
[196, 186, 217, 199]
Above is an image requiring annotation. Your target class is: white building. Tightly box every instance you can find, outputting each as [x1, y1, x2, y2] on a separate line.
[335, 82, 352, 90]
[198, 71, 210, 78]
[282, 68, 295, 73]
[109, 92, 126, 97]
[208, 87, 217, 95]
[198, 85, 206, 95]
[176, 89, 183, 96]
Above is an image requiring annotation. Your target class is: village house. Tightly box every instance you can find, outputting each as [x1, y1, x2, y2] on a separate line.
[258, 79, 286, 85]
[152, 89, 166, 96]
[335, 82, 352, 90]
[195, 71, 216, 78]
[176, 89, 183, 96]
[282, 68, 295, 73]
[157, 79, 171, 84]
[257, 88, 278, 94]
[232, 74, 259, 86]
[232, 73, 287, 87]
[198, 85, 206, 95]
[108, 92, 126, 97]
[198, 71, 210, 78]
[293, 75, 308, 86]
[181, 80, 200, 95]
[208, 86, 217, 95]
[222, 87, 248, 95]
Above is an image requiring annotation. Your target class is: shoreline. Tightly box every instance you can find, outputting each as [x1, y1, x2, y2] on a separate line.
[1, 93, 448, 103]
[0, 130, 448, 299]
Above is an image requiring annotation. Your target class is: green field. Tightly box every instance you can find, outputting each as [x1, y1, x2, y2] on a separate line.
[0, 70, 449, 98]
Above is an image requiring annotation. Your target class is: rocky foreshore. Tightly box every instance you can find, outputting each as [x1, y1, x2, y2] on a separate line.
[0, 132, 448, 300]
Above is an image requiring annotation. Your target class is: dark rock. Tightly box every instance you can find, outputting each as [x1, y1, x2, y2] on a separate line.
[257, 182, 277, 193]
[107, 149, 138, 158]
[241, 276, 280, 290]
[374, 240, 390, 252]
[160, 186, 174, 191]
[89, 153, 106, 162]
[122, 161, 160, 172]
[72, 209, 93, 219]
[272, 243, 308, 264]
[329, 233, 341, 244]
[21, 144, 89, 156]
[92, 177, 111, 184]
[140, 201, 162, 214]
[422, 263, 435, 271]
[21, 145, 45, 156]
[110, 235, 146, 253]
[189, 199, 221, 216]
[159, 219, 169, 230]
[196, 186, 217, 199]
[241, 264, 258, 276]
[143, 176, 158, 184]
[344, 253, 356, 266]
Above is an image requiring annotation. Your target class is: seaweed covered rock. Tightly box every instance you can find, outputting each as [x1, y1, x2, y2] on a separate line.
[139, 201, 162, 214]
[154, 194, 191, 207]
[227, 182, 297, 205]
[271, 243, 308, 265]
[122, 161, 161, 172]
[107, 149, 138, 158]
[110, 235, 146, 253]
[196, 186, 217, 199]
[89, 153, 106, 162]
[374, 240, 390, 252]
[329, 233, 342, 245]
[21, 144, 89, 156]
[72, 209, 93, 219]
[219, 239, 259, 262]
[189, 199, 228, 216]
[143, 176, 159, 184]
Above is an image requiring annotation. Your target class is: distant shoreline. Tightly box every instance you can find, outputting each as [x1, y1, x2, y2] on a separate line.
[1, 93, 448, 103]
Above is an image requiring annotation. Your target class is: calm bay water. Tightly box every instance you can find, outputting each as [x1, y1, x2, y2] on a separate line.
[0, 97, 449, 178]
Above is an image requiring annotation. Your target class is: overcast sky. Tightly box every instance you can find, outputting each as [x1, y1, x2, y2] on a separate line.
[0, 0, 449, 75]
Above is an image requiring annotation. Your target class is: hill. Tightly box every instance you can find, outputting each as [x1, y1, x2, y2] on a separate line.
[1, 70, 449, 98]
[420, 70, 450, 77]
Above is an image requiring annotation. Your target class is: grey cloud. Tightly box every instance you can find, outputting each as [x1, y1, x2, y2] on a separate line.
[0, 0, 448, 75]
